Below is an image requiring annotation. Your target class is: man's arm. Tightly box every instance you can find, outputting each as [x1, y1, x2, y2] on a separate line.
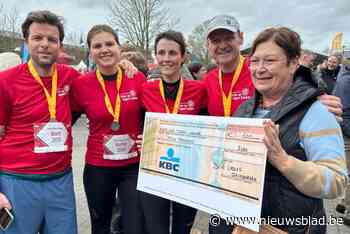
[341, 109, 350, 137]
[318, 94, 343, 122]
[283, 102, 347, 199]
[0, 74, 11, 135]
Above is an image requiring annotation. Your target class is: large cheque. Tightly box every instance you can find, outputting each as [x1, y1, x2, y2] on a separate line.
[137, 112, 268, 231]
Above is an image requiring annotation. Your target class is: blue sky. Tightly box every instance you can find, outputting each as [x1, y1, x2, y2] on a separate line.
[2, 0, 350, 53]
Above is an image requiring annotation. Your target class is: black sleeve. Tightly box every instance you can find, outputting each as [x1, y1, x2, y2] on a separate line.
[71, 112, 83, 126]
[312, 72, 328, 94]
[341, 109, 350, 138]
[296, 65, 328, 94]
[140, 107, 146, 129]
[334, 66, 350, 137]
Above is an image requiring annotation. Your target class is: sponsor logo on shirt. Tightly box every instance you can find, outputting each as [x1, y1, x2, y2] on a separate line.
[57, 85, 70, 96]
[147, 78, 161, 82]
[179, 100, 195, 111]
[120, 90, 138, 101]
[232, 88, 251, 101]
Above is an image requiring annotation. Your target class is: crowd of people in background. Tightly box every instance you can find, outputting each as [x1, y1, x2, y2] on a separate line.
[0, 8, 349, 234]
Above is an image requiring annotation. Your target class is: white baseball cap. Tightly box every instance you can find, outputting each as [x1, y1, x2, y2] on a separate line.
[206, 14, 240, 39]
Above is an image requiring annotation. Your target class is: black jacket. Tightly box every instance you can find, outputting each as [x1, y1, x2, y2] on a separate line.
[315, 66, 340, 94]
[334, 65, 350, 138]
[234, 68, 326, 234]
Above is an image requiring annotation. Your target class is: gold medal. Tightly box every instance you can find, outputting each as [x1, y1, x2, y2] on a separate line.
[218, 55, 245, 116]
[96, 66, 123, 130]
[159, 78, 184, 114]
[28, 59, 58, 120]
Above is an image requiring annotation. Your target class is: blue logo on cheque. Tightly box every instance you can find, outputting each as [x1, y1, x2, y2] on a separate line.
[159, 148, 180, 172]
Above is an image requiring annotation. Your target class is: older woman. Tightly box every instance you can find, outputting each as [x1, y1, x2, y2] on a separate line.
[212, 27, 347, 234]
[243, 27, 347, 233]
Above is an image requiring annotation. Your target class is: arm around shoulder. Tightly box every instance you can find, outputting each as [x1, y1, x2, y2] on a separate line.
[282, 102, 347, 199]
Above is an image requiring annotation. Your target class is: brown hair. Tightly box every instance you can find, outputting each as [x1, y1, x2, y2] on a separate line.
[22, 10, 65, 43]
[154, 30, 186, 56]
[250, 27, 301, 64]
[87, 24, 119, 49]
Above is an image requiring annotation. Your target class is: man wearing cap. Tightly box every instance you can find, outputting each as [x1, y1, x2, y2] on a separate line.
[203, 14, 342, 118]
[194, 15, 255, 234]
[203, 15, 254, 118]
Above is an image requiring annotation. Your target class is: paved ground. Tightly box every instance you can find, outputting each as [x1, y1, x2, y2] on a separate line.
[72, 119, 350, 234]
[72, 118, 91, 234]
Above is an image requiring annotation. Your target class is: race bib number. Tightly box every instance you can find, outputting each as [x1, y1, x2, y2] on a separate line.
[34, 121, 68, 153]
[103, 134, 137, 160]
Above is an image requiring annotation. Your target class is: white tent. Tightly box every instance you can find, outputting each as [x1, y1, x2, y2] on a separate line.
[0, 52, 21, 71]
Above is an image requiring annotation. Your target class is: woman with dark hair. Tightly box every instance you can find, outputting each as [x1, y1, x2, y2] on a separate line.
[70, 24, 145, 234]
[140, 30, 207, 234]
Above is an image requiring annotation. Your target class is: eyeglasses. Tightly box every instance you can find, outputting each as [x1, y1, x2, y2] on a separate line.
[249, 57, 286, 69]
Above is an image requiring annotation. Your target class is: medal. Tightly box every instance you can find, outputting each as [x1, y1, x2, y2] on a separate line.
[218, 55, 244, 116]
[111, 121, 120, 131]
[28, 59, 58, 120]
[96, 67, 123, 131]
[159, 78, 184, 114]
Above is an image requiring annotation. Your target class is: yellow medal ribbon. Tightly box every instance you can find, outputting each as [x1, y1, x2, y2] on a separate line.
[96, 66, 123, 124]
[28, 59, 58, 120]
[218, 55, 245, 116]
[159, 78, 184, 114]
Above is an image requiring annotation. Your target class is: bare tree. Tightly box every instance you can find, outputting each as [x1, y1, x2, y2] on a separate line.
[0, 3, 6, 32]
[6, 6, 20, 36]
[187, 21, 211, 66]
[108, 0, 178, 61]
[0, 4, 21, 52]
[65, 31, 85, 47]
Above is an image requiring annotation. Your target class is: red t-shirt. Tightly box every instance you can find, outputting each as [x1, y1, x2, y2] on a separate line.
[141, 79, 207, 114]
[71, 71, 146, 167]
[0, 63, 80, 174]
[203, 59, 254, 116]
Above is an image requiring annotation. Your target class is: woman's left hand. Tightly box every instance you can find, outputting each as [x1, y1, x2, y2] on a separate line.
[118, 59, 138, 78]
[263, 120, 290, 171]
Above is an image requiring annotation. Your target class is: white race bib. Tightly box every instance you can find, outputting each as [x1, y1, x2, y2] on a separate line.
[34, 121, 68, 153]
[103, 134, 137, 160]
